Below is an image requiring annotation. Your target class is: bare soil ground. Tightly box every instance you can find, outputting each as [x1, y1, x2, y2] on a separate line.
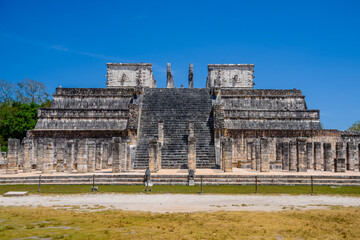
[1, 193, 359, 212]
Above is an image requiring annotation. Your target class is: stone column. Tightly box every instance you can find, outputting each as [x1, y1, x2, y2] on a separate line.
[346, 142, 356, 171]
[87, 141, 96, 172]
[314, 142, 322, 170]
[276, 142, 283, 164]
[188, 136, 196, 171]
[149, 138, 158, 172]
[323, 143, 332, 171]
[289, 141, 297, 171]
[166, 63, 174, 88]
[188, 63, 194, 88]
[36, 139, 44, 171]
[77, 140, 88, 173]
[126, 143, 131, 171]
[306, 142, 313, 169]
[95, 142, 103, 170]
[251, 142, 256, 170]
[6, 139, 20, 174]
[23, 139, 32, 173]
[65, 141, 75, 172]
[158, 121, 164, 145]
[102, 143, 109, 169]
[221, 138, 233, 172]
[336, 142, 345, 160]
[282, 142, 289, 171]
[112, 137, 121, 173]
[334, 158, 346, 172]
[297, 138, 307, 172]
[42, 140, 54, 174]
[255, 140, 261, 171]
[260, 138, 270, 172]
[56, 143, 64, 172]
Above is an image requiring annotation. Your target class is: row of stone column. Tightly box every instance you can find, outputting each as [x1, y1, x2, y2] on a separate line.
[276, 140, 360, 172]
[5, 137, 133, 174]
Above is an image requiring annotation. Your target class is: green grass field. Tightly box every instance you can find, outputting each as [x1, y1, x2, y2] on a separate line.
[0, 184, 359, 195]
[0, 206, 359, 239]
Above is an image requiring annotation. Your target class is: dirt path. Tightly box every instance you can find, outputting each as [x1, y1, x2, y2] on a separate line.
[1, 194, 359, 212]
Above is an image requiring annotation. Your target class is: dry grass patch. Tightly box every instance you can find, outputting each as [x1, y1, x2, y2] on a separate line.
[0, 206, 359, 239]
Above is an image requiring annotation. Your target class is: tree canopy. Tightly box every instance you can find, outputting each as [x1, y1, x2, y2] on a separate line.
[0, 79, 51, 152]
[348, 121, 360, 132]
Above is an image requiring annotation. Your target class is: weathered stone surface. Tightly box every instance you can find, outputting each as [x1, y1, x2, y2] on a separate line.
[166, 63, 174, 88]
[324, 143, 333, 171]
[188, 136, 197, 171]
[106, 63, 154, 88]
[22, 139, 32, 173]
[221, 138, 233, 172]
[289, 141, 297, 171]
[188, 63, 194, 88]
[87, 141, 96, 172]
[334, 158, 346, 172]
[296, 138, 307, 172]
[149, 138, 158, 172]
[314, 142, 322, 170]
[207, 64, 254, 88]
[347, 142, 357, 171]
[260, 138, 270, 172]
[42, 140, 54, 174]
[282, 142, 289, 171]
[306, 142, 313, 169]
[56, 143, 64, 172]
[77, 140, 88, 173]
[6, 139, 20, 174]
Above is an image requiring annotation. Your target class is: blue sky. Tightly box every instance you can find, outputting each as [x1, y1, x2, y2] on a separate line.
[0, 0, 359, 130]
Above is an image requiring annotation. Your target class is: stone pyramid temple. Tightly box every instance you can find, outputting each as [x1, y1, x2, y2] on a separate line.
[4, 63, 360, 174]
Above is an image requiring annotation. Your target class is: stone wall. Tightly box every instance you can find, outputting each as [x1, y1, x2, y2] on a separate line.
[207, 64, 254, 88]
[106, 63, 154, 88]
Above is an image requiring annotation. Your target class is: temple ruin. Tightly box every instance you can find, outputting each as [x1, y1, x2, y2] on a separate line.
[2, 63, 360, 174]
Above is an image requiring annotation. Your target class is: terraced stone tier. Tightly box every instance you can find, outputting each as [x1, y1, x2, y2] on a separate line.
[135, 88, 216, 169]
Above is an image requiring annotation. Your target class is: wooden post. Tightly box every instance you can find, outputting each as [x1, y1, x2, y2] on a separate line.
[255, 176, 258, 193]
[38, 175, 41, 193]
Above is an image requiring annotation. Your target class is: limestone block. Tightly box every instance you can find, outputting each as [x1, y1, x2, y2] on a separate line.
[221, 138, 233, 172]
[149, 138, 158, 172]
[87, 141, 96, 172]
[306, 142, 313, 169]
[255, 140, 261, 171]
[296, 139, 307, 172]
[276, 142, 283, 163]
[323, 143, 333, 171]
[251, 142, 256, 170]
[65, 141, 75, 172]
[102, 143, 109, 169]
[112, 137, 121, 173]
[314, 142, 322, 170]
[22, 139, 32, 173]
[95, 142, 103, 170]
[289, 141, 297, 171]
[6, 139, 20, 174]
[188, 136, 196, 171]
[260, 138, 270, 172]
[346, 142, 357, 171]
[334, 158, 346, 172]
[282, 142, 289, 170]
[106, 63, 153, 88]
[207, 64, 254, 88]
[56, 143, 64, 172]
[36, 140, 44, 171]
[77, 140, 88, 173]
[42, 140, 54, 174]
[336, 142, 345, 160]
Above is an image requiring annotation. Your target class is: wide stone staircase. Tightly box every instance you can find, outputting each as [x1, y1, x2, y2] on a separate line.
[134, 88, 216, 169]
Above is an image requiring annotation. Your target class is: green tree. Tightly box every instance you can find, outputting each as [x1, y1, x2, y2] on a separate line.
[348, 121, 360, 132]
[0, 79, 51, 152]
[0, 102, 40, 152]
